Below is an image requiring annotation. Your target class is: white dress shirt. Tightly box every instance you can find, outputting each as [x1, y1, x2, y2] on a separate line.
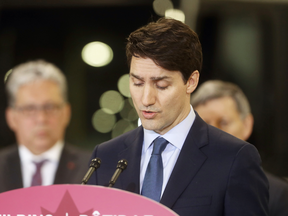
[18, 141, 64, 187]
[140, 106, 196, 197]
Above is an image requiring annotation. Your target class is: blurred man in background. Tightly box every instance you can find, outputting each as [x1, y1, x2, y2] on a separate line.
[0, 60, 90, 193]
[191, 80, 288, 216]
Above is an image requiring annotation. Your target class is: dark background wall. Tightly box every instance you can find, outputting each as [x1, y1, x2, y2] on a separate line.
[0, 4, 160, 150]
[0, 0, 288, 177]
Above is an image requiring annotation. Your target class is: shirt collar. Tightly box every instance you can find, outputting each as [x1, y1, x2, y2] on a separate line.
[143, 105, 196, 151]
[19, 140, 64, 163]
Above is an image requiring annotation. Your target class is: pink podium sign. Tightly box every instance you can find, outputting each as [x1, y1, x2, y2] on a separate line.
[0, 184, 178, 216]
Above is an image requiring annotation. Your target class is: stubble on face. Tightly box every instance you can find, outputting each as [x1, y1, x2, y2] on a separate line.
[129, 57, 192, 135]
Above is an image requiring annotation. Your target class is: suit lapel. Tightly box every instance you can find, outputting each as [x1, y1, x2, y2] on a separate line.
[54, 145, 75, 184]
[5, 146, 23, 190]
[160, 114, 209, 208]
[118, 127, 144, 194]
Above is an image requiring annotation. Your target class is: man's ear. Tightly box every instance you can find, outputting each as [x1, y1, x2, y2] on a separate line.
[186, 70, 200, 94]
[6, 108, 17, 131]
[242, 114, 254, 141]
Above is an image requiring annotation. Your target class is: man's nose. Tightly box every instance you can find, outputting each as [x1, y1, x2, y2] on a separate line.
[142, 85, 156, 107]
[34, 108, 49, 122]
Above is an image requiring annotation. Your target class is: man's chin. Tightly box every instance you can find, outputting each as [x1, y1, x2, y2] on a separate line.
[28, 140, 55, 154]
[141, 121, 160, 131]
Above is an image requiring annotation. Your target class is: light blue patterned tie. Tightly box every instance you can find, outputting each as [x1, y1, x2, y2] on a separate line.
[141, 137, 169, 202]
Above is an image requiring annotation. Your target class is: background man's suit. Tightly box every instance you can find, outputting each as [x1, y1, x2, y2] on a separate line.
[88, 114, 269, 216]
[0, 144, 91, 193]
[265, 172, 288, 216]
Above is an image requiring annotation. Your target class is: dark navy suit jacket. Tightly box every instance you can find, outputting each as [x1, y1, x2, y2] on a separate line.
[88, 114, 269, 216]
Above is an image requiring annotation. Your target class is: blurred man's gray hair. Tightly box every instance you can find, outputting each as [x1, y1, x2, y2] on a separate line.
[5, 60, 68, 107]
[191, 80, 251, 119]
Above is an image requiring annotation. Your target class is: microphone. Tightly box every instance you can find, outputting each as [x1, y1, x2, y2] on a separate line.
[81, 158, 101, 185]
[108, 159, 128, 187]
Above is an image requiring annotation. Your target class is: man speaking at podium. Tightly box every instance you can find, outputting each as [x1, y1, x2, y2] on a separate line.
[88, 18, 269, 216]
[0, 60, 90, 193]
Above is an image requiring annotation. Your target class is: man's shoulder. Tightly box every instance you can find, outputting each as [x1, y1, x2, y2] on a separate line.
[191, 118, 258, 159]
[264, 171, 288, 213]
[59, 143, 92, 168]
[192, 114, 253, 151]
[209, 125, 256, 153]
[0, 144, 18, 158]
[265, 171, 288, 190]
[62, 143, 92, 158]
[209, 125, 247, 145]
[0, 144, 19, 173]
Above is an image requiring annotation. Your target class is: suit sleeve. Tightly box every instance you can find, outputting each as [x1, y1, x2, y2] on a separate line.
[225, 144, 269, 216]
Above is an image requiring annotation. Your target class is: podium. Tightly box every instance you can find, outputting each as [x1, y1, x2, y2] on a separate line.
[0, 185, 179, 216]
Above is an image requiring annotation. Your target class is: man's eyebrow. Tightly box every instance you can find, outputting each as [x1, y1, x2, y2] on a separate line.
[130, 73, 171, 81]
[130, 73, 143, 81]
[150, 76, 170, 81]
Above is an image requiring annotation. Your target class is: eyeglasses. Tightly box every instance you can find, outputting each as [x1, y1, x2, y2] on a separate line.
[13, 103, 65, 117]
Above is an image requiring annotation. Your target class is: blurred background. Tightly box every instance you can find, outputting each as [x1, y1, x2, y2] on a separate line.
[0, 0, 288, 177]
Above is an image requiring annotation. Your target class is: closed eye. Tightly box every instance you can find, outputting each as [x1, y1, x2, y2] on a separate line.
[157, 85, 168, 90]
[133, 82, 143, 87]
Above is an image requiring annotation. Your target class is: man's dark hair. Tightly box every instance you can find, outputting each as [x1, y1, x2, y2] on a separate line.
[126, 18, 202, 83]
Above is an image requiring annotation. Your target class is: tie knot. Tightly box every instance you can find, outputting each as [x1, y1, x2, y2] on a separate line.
[152, 137, 168, 155]
[33, 159, 48, 169]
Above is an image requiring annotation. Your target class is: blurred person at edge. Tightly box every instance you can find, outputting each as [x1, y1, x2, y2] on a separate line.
[87, 18, 269, 216]
[191, 80, 288, 216]
[0, 60, 91, 193]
